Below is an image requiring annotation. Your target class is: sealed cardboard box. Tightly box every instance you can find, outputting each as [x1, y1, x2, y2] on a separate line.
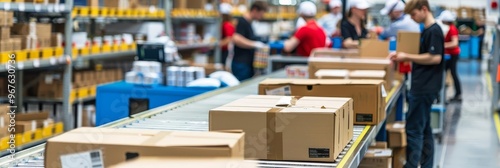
[11, 35, 37, 50]
[386, 122, 406, 148]
[45, 128, 245, 168]
[392, 147, 406, 168]
[104, 0, 129, 8]
[210, 95, 353, 162]
[10, 38, 22, 51]
[12, 23, 52, 39]
[38, 37, 52, 48]
[396, 31, 421, 55]
[359, 39, 389, 58]
[310, 48, 359, 58]
[174, 0, 208, 9]
[259, 79, 386, 125]
[14, 121, 37, 133]
[37, 73, 64, 98]
[308, 57, 394, 89]
[0, 27, 10, 40]
[359, 148, 392, 168]
[0, 40, 12, 52]
[0, 11, 14, 27]
[16, 111, 50, 121]
[110, 157, 257, 168]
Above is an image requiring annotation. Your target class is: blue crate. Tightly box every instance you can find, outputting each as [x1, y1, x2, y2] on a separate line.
[96, 82, 217, 126]
[389, 40, 397, 51]
[331, 37, 343, 49]
[459, 40, 470, 59]
[470, 36, 480, 59]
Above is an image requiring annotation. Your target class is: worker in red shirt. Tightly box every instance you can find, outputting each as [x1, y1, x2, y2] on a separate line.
[219, 3, 235, 67]
[283, 1, 328, 57]
[438, 10, 462, 101]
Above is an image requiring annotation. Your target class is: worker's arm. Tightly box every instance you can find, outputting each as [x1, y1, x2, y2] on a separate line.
[444, 36, 458, 49]
[390, 52, 442, 65]
[219, 37, 232, 47]
[283, 37, 300, 52]
[233, 33, 259, 49]
[342, 38, 359, 49]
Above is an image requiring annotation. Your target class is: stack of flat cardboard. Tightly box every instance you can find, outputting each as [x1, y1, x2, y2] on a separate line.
[386, 122, 407, 168]
[210, 95, 353, 162]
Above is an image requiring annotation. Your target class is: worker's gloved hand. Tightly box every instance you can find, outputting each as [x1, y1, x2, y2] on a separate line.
[253, 41, 267, 49]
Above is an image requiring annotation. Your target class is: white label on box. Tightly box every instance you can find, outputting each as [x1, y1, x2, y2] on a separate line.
[18, 62, 24, 70]
[34, 4, 41, 12]
[45, 75, 53, 84]
[31, 120, 36, 131]
[0, 117, 4, 127]
[265, 85, 291, 96]
[18, 3, 25, 11]
[4, 3, 10, 10]
[381, 85, 387, 98]
[393, 123, 405, 129]
[50, 58, 56, 65]
[33, 60, 40, 67]
[60, 150, 104, 168]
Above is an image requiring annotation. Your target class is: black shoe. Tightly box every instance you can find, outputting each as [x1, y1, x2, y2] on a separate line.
[450, 95, 462, 102]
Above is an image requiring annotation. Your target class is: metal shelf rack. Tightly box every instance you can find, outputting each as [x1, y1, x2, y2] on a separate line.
[491, 26, 500, 112]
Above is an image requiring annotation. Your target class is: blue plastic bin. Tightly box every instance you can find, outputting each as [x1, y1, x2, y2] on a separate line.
[96, 82, 217, 126]
[459, 40, 470, 59]
[332, 37, 343, 49]
[470, 36, 480, 59]
[389, 39, 397, 51]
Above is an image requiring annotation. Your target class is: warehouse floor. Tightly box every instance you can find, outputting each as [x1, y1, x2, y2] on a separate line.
[435, 60, 500, 168]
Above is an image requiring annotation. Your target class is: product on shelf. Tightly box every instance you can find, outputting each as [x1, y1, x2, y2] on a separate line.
[166, 66, 205, 87]
[175, 23, 197, 43]
[11, 35, 37, 50]
[0, 27, 10, 40]
[125, 61, 163, 85]
[45, 128, 245, 168]
[210, 95, 353, 162]
[253, 46, 269, 69]
[0, 11, 14, 27]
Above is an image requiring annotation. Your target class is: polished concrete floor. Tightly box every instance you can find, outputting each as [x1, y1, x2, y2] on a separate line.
[434, 60, 500, 168]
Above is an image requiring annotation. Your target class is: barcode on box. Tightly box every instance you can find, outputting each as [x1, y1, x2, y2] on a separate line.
[60, 150, 104, 168]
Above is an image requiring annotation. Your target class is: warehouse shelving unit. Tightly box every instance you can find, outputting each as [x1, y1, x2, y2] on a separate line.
[490, 26, 500, 111]
[0, 69, 405, 167]
[0, 0, 223, 156]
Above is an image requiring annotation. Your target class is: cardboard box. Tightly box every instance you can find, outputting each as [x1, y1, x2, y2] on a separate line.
[258, 79, 386, 125]
[12, 23, 52, 39]
[0, 27, 10, 40]
[308, 57, 394, 90]
[38, 73, 64, 98]
[14, 121, 37, 133]
[310, 48, 359, 58]
[130, 0, 159, 9]
[110, 157, 257, 168]
[315, 69, 386, 81]
[386, 122, 406, 148]
[174, 0, 207, 9]
[81, 106, 95, 127]
[38, 37, 52, 48]
[392, 147, 406, 168]
[396, 31, 420, 55]
[10, 38, 22, 51]
[88, 0, 99, 6]
[210, 95, 353, 162]
[11, 35, 37, 50]
[45, 128, 245, 168]
[16, 111, 50, 121]
[51, 33, 63, 47]
[0, 39, 12, 52]
[359, 148, 392, 168]
[104, 0, 129, 8]
[360, 39, 389, 58]
[0, 104, 11, 128]
[0, 11, 14, 27]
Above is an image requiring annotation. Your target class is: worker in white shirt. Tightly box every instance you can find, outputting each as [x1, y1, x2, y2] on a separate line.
[318, 0, 343, 37]
[379, 0, 420, 40]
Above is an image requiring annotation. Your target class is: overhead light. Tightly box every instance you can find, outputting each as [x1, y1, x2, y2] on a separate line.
[279, 0, 294, 5]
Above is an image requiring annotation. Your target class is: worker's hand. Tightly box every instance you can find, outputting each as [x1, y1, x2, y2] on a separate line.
[388, 52, 408, 62]
[253, 41, 267, 49]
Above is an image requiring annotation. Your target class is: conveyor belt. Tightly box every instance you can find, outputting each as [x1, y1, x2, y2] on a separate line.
[0, 70, 403, 168]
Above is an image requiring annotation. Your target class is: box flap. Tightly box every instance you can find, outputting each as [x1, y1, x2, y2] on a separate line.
[308, 57, 391, 64]
[349, 70, 386, 78]
[260, 79, 385, 85]
[315, 69, 349, 78]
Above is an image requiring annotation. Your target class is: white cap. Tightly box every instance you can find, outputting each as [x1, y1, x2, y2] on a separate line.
[437, 10, 456, 22]
[329, 0, 342, 8]
[380, 0, 405, 15]
[219, 3, 232, 14]
[298, 1, 317, 17]
[348, 0, 370, 10]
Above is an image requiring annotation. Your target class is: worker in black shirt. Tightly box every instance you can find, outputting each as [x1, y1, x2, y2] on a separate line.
[341, 0, 370, 49]
[388, 0, 444, 168]
[232, 1, 268, 81]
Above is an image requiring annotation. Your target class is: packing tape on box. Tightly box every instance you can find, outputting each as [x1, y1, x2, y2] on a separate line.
[141, 132, 172, 145]
[266, 107, 283, 160]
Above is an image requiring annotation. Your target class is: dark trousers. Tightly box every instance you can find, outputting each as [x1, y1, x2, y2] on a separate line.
[405, 92, 438, 168]
[445, 55, 462, 97]
[479, 36, 484, 60]
[221, 50, 229, 66]
[231, 62, 254, 81]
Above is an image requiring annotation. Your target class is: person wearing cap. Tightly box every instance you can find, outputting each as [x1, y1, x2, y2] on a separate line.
[283, 1, 328, 57]
[232, 1, 268, 81]
[318, 0, 343, 37]
[219, 3, 235, 67]
[438, 10, 461, 101]
[379, 0, 420, 40]
[388, 0, 444, 167]
[341, 0, 370, 49]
